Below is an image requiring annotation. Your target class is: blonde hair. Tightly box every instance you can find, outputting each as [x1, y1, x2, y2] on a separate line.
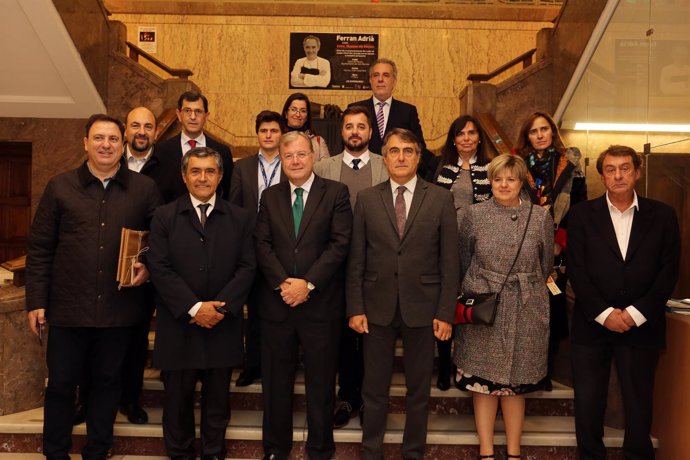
[487, 154, 528, 183]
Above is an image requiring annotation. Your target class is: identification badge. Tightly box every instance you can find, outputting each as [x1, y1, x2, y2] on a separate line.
[546, 276, 562, 295]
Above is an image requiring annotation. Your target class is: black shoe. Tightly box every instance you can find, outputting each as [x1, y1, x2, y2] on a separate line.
[73, 402, 87, 426]
[236, 368, 261, 387]
[120, 403, 148, 424]
[538, 376, 553, 392]
[333, 401, 357, 429]
[262, 454, 276, 460]
[436, 373, 450, 391]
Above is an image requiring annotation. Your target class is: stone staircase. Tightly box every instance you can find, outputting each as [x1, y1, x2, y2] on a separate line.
[0, 331, 646, 459]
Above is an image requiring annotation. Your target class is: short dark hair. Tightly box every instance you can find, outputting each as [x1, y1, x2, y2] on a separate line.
[281, 93, 317, 135]
[85, 114, 124, 139]
[382, 128, 421, 156]
[255, 110, 286, 134]
[341, 106, 372, 130]
[596, 145, 642, 174]
[177, 91, 209, 112]
[181, 146, 223, 175]
[440, 115, 490, 166]
[515, 111, 566, 157]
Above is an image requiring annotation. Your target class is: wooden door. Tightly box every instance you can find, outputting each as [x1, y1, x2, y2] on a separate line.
[0, 142, 31, 263]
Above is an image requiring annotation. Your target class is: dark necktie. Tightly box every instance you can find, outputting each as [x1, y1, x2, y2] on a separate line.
[198, 203, 210, 228]
[395, 186, 406, 239]
[293, 188, 304, 237]
[188, 139, 197, 149]
[352, 159, 361, 171]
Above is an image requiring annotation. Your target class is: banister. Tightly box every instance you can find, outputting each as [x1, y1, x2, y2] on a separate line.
[125, 41, 193, 79]
[467, 48, 537, 83]
[473, 112, 513, 156]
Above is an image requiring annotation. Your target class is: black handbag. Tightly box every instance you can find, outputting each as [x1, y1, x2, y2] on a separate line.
[455, 204, 533, 326]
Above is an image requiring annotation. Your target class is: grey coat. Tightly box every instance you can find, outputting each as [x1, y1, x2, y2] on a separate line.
[454, 199, 553, 384]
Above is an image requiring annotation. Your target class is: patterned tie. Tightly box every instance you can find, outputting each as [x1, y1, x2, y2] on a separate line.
[352, 158, 361, 171]
[188, 139, 197, 149]
[376, 101, 386, 139]
[293, 188, 304, 237]
[395, 186, 406, 239]
[198, 203, 210, 228]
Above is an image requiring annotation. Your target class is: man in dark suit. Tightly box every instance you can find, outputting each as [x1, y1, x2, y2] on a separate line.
[349, 58, 438, 181]
[313, 105, 389, 428]
[155, 91, 234, 201]
[148, 147, 256, 460]
[567, 145, 680, 460]
[229, 110, 286, 387]
[347, 128, 458, 460]
[255, 131, 352, 460]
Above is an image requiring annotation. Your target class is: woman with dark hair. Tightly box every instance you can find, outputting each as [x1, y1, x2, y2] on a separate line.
[432, 115, 492, 391]
[280, 93, 330, 161]
[515, 111, 587, 390]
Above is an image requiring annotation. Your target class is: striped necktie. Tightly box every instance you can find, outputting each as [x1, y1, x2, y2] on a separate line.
[376, 101, 386, 139]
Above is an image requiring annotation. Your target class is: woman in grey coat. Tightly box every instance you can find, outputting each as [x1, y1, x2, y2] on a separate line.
[454, 154, 553, 460]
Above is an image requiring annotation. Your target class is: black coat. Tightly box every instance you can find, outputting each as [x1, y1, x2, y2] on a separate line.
[148, 194, 256, 370]
[26, 162, 162, 327]
[567, 195, 680, 348]
[155, 133, 234, 202]
[254, 175, 352, 322]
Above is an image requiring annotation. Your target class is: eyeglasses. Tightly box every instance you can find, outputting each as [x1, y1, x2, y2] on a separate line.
[385, 147, 417, 158]
[288, 107, 308, 115]
[180, 108, 206, 117]
[282, 151, 311, 161]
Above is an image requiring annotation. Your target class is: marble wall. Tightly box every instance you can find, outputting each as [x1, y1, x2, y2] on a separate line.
[110, 13, 550, 151]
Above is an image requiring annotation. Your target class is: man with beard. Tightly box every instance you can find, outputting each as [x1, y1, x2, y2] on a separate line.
[314, 105, 388, 428]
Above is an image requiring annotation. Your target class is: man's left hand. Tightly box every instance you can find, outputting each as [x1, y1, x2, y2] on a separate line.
[281, 278, 310, 307]
[433, 319, 452, 341]
[620, 309, 637, 328]
[129, 262, 150, 287]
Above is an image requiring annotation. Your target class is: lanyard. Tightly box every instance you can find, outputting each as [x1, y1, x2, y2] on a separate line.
[259, 156, 280, 190]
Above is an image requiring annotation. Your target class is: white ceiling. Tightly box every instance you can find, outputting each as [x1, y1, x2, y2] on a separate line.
[0, 0, 105, 118]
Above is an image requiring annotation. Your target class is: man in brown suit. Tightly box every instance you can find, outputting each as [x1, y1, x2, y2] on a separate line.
[347, 128, 458, 460]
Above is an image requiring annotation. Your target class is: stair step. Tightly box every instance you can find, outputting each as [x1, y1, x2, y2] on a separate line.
[0, 407, 649, 449]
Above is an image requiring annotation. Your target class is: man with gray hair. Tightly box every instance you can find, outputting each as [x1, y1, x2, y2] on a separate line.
[290, 34, 331, 88]
[148, 147, 256, 459]
[255, 131, 352, 460]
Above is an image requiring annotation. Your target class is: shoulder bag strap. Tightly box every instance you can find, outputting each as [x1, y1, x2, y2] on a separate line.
[497, 204, 533, 296]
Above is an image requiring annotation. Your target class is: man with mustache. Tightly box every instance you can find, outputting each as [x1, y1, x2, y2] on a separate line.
[314, 105, 388, 428]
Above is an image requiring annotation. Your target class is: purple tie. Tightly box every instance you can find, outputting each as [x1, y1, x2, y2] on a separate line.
[376, 101, 386, 139]
[395, 186, 406, 239]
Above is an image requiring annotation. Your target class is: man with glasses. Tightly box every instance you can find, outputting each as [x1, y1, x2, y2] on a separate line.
[156, 91, 234, 201]
[568, 145, 680, 460]
[347, 128, 458, 460]
[254, 131, 352, 460]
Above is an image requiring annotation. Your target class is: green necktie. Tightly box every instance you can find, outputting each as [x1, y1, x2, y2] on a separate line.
[293, 187, 304, 236]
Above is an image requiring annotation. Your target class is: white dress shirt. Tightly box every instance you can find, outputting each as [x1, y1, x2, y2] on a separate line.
[389, 176, 417, 219]
[372, 96, 393, 133]
[594, 191, 646, 327]
[181, 132, 207, 156]
[187, 192, 217, 317]
[125, 145, 153, 173]
[290, 173, 315, 207]
[257, 150, 281, 207]
[343, 150, 371, 169]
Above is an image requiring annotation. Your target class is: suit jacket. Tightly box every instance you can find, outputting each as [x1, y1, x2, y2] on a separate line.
[346, 178, 459, 327]
[567, 195, 680, 348]
[228, 153, 287, 224]
[254, 175, 352, 323]
[348, 98, 426, 154]
[313, 151, 389, 187]
[148, 194, 256, 370]
[155, 133, 234, 202]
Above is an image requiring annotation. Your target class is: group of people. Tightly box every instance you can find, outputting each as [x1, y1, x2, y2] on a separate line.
[25, 57, 679, 460]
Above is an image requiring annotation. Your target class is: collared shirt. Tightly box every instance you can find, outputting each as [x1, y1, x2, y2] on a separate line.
[372, 96, 393, 132]
[457, 154, 477, 168]
[343, 150, 371, 169]
[389, 175, 417, 219]
[595, 191, 646, 327]
[125, 145, 153, 173]
[187, 192, 218, 317]
[180, 132, 207, 156]
[257, 149, 282, 205]
[290, 173, 315, 207]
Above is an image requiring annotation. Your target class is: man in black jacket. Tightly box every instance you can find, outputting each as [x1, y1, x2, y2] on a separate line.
[26, 114, 162, 459]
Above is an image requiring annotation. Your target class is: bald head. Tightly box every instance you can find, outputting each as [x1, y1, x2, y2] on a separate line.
[125, 107, 156, 156]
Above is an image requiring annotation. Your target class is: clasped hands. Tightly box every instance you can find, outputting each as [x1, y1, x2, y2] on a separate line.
[348, 314, 452, 341]
[189, 301, 226, 328]
[603, 308, 636, 333]
[280, 278, 310, 307]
